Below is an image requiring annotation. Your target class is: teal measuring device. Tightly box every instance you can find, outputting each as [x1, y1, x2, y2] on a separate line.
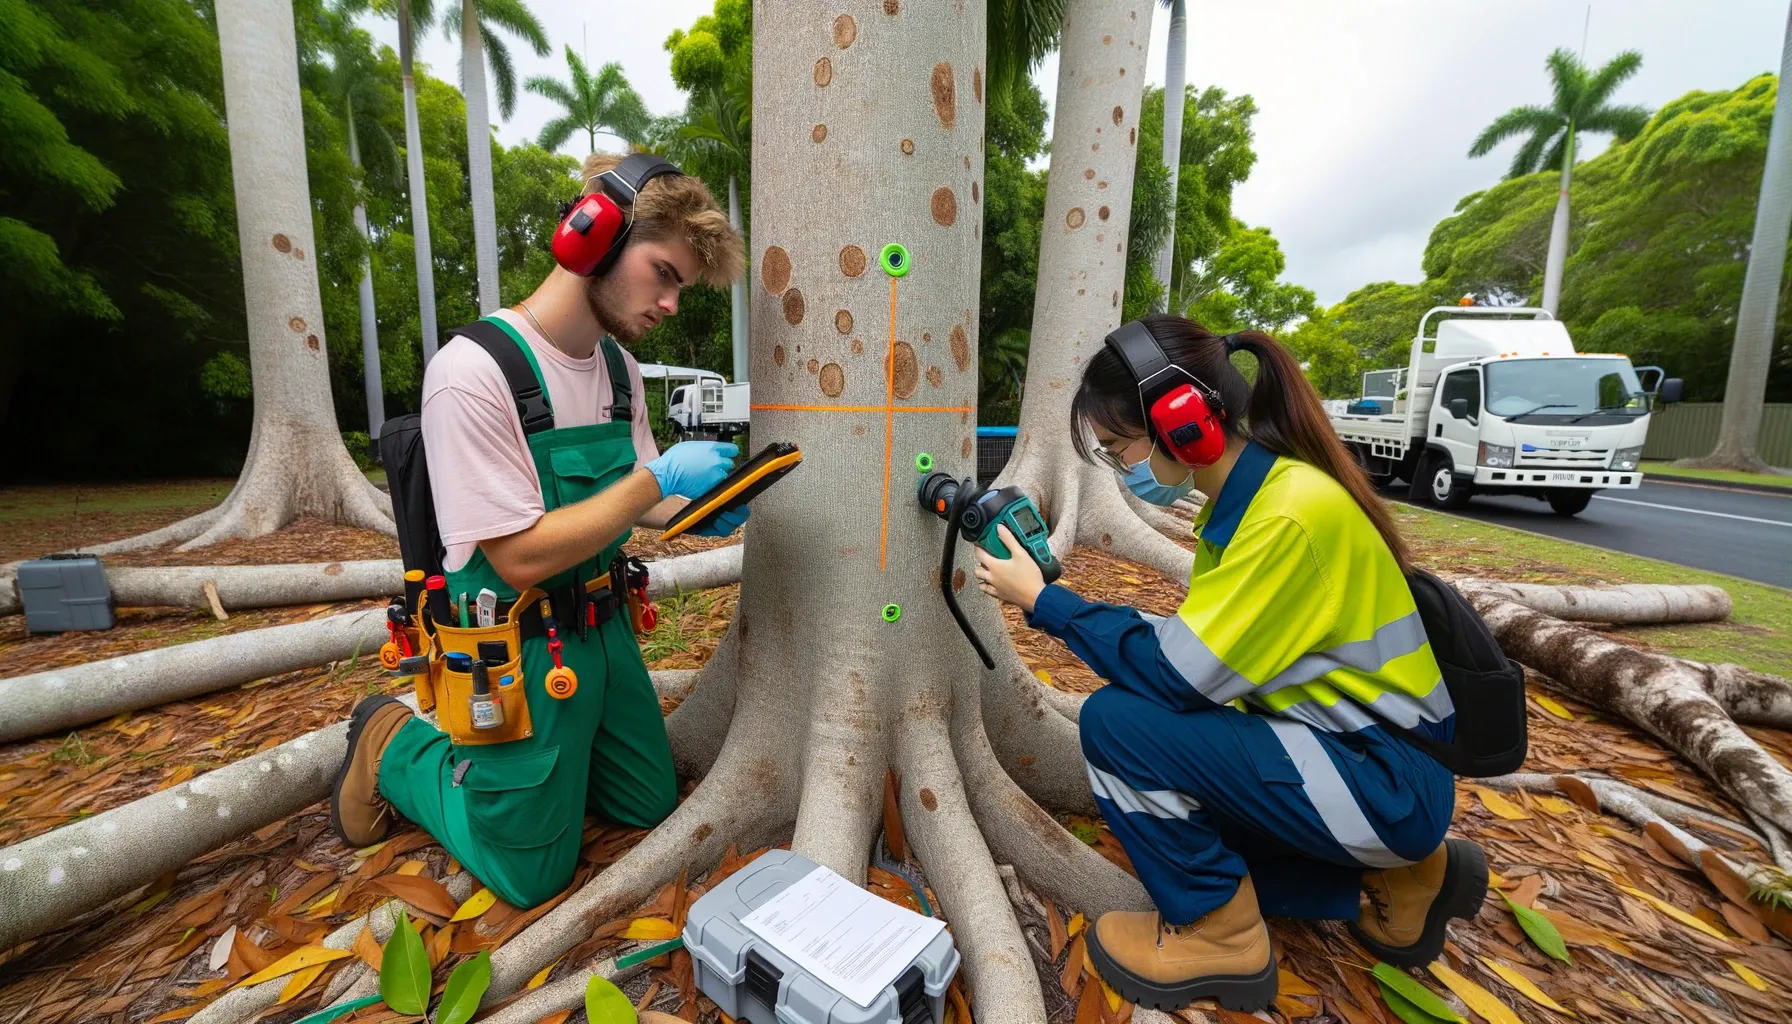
[918, 472, 1062, 667]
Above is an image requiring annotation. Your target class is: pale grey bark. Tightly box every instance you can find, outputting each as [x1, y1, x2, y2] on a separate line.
[461, 0, 501, 314]
[1457, 579, 1732, 624]
[104, 559, 402, 611]
[400, 0, 440, 362]
[1686, 2, 1792, 472]
[730, 174, 749, 383]
[1150, 0, 1186, 313]
[348, 98, 385, 439]
[1539, 124, 1574, 315]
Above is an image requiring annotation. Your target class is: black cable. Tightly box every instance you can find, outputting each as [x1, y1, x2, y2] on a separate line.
[939, 476, 994, 669]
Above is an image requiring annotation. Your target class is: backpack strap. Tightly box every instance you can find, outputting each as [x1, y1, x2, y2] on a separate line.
[599, 337, 633, 424]
[450, 318, 555, 435]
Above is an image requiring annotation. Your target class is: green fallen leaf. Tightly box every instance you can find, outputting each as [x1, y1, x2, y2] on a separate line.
[1503, 892, 1572, 964]
[1373, 963, 1463, 1023]
[1068, 823, 1100, 844]
[289, 993, 383, 1024]
[379, 911, 431, 1015]
[1380, 980, 1456, 1024]
[435, 949, 491, 1024]
[585, 975, 638, 1023]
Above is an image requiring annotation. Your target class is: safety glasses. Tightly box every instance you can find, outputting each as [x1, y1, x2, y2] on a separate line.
[1089, 434, 1145, 475]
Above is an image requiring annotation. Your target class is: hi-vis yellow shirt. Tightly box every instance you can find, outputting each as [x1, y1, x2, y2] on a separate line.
[1166, 442, 1452, 734]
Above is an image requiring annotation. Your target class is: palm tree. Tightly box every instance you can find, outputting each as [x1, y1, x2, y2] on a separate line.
[444, 0, 549, 314]
[1469, 47, 1650, 314]
[1150, 0, 1186, 313]
[663, 46, 750, 381]
[987, 0, 1065, 108]
[1688, 3, 1792, 473]
[527, 49, 651, 155]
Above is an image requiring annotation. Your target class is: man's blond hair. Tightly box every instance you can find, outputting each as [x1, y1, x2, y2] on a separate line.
[581, 153, 745, 287]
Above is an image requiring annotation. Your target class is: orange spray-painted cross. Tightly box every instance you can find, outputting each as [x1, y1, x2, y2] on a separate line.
[752, 274, 971, 570]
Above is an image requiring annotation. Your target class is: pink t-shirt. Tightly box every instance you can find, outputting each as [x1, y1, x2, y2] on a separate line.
[420, 309, 659, 572]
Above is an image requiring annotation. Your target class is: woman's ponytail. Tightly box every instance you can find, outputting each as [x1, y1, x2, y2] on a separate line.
[1226, 330, 1413, 572]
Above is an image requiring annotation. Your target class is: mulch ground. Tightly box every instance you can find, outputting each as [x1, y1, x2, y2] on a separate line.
[0, 500, 1789, 1024]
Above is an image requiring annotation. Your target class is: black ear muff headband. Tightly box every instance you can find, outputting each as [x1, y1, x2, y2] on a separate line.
[586, 154, 684, 276]
[1103, 320, 1216, 417]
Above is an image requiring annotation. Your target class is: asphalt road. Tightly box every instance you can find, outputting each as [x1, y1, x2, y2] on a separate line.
[1410, 478, 1792, 589]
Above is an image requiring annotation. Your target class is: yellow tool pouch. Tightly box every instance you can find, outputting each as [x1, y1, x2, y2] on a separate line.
[423, 593, 537, 746]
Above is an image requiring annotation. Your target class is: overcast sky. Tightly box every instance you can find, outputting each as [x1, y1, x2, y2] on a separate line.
[367, 1, 1788, 307]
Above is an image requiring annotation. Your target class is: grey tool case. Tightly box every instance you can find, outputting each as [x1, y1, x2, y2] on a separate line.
[19, 555, 114, 633]
[682, 849, 960, 1024]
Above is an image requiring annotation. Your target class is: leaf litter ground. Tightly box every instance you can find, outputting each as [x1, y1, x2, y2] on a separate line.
[0, 484, 1788, 1023]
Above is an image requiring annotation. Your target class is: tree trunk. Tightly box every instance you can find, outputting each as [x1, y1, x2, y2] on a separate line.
[1456, 579, 1732, 624]
[461, 0, 501, 314]
[730, 174, 749, 383]
[995, 0, 1192, 585]
[156, 0, 397, 553]
[401, 0, 440, 363]
[1149, 0, 1186, 313]
[1684, 2, 1792, 473]
[1539, 122, 1574, 315]
[347, 98, 385, 440]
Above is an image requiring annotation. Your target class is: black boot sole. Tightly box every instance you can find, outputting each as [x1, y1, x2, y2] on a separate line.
[1349, 838, 1488, 969]
[330, 695, 404, 846]
[1086, 930, 1279, 1012]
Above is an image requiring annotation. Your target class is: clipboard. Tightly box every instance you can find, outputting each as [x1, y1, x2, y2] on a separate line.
[661, 442, 803, 540]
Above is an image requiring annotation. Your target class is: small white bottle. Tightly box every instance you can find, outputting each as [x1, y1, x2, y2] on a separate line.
[469, 660, 505, 730]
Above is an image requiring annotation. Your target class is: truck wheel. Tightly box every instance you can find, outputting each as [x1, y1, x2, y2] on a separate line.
[1546, 490, 1593, 517]
[1429, 459, 1473, 509]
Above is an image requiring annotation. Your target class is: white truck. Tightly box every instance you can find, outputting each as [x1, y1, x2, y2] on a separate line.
[667, 379, 751, 439]
[1328, 307, 1682, 516]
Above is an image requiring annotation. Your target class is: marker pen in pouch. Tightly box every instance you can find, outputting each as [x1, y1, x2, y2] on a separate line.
[425, 575, 451, 625]
[458, 592, 470, 629]
[469, 659, 504, 729]
[476, 588, 497, 628]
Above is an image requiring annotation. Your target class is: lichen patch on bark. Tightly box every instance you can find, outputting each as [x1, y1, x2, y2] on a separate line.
[932, 187, 958, 226]
[835, 310, 854, 334]
[820, 363, 846, 397]
[833, 14, 857, 47]
[814, 58, 833, 87]
[1066, 208, 1085, 229]
[931, 64, 956, 129]
[840, 245, 868, 278]
[783, 289, 806, 326]
[762, 246, 792, 295]
[890, 342, 919, 398]
[950, 325, 971, 371]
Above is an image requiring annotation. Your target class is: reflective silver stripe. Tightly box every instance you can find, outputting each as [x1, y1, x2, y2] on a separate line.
[1257, 612, 1431, 696]
[1263, 717, 1410, 868]
[1086, 762, 1202, 820]
[1265, 680, 1454, 734]
[1155, 614, 1253, 703]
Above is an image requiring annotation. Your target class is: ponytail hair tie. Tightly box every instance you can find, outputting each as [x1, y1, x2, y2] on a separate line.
[1221, 332, 1247, 355]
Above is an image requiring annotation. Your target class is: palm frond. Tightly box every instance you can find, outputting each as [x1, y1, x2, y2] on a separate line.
[525, 75, 574, 106]
[537, 114, 578, 153]
[1539, 131, 1570, 175]
[1581, 49, 1644, 111]
[987, 0, 1065, 104]
[1578, 102, 1651, 141]
[438, 0, 461, 41]
[1508, 125, 1557, 178]
[1468, 105, 1561, 158]
[483, 26, 515, 118]
[1544, 47, 1586, 116]
[478, 0, 550, 56]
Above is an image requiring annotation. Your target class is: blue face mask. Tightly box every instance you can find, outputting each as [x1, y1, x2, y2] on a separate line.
[1122, 448, 1195, 506]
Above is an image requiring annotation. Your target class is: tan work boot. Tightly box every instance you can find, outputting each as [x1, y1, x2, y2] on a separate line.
[1350, 838, 1488, 968]
[330, 696, 413, 847]
[1085, 876, 1278, 1012]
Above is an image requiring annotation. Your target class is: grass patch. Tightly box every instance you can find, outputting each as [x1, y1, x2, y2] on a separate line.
[1398, 505, 1792, 676]
[640, 590, 715, 663]
[0, 479, 235, 523]
[1641, 461, 1792, 489]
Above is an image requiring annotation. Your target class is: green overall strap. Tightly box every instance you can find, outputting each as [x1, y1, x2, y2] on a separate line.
[452, 317, 555, 434]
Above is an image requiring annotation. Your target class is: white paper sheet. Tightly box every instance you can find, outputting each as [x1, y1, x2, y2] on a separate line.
[739, 864, 947, 1009]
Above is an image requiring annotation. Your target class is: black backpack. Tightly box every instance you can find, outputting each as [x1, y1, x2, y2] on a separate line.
[378, 318, 633, 577]
[1365, 569, 1529, 777]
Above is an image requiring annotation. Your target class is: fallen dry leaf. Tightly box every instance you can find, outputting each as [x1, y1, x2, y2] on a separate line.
[238, 944, 352, 988]
[451, 887, 498, 922]
[1479, 956, 1576, 1016]
[1474, 788, 1532, 821]
[1430, 961, 1522, 1024]
[1617, 884, 1732, 942]
[277, 962, 327, 1004]
[369, 873, 459, 919]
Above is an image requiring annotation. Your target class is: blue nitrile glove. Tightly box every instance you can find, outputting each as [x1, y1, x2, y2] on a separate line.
[692, 505, 750, 537]
[647, 441, 739, 500]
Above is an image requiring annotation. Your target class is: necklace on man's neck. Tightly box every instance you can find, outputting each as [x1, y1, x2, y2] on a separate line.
[515, 299, 560, 352]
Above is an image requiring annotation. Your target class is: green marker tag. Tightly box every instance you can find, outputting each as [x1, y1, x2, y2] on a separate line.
[616, 937, 685, 970]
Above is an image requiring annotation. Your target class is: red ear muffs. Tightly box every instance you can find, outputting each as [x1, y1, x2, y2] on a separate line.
[552, 192, 626, 277]
[1150, 384, 1227, 468]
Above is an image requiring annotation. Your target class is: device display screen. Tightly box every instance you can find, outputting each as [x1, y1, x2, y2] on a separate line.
[1010, 506, 1043, 535]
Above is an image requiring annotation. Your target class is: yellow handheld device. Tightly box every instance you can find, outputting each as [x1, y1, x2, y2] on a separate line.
[660, 442, 802, 540]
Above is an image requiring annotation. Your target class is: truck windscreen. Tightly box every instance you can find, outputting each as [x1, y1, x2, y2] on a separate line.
[1484, 358, 1647, 419]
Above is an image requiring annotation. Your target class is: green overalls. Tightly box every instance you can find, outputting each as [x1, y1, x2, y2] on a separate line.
[378, 317, 676, 909]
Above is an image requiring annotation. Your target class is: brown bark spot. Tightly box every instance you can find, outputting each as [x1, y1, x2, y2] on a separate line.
[1112, 291, 1119, 307]
[811, 124, 827, 143]
[813, 58, 833, 87]
[840, 245, 867, 278]
[1119, 67, 1125, 76]
[820, 362, 846, 397]
[889, 342, 919, 398]
[925, 366, 943, 388]
[962, 437, 973, 458]
[900, 138, 915, 155]
[1098, 205, 1110, 221]
[971, 181, 980, 203]
[1091, 143, 1100, 151]
[919, 788, 938, 811]
[272, 234, 291, 253]
[761, 246, 791, 295]
[950, 325, 970, 371]
[692, 823, 713, 842]
[1084, 168, 1095, 180]
[952, 569, 966, 592]
[973, 67, 983, 103]
[963, 155, 972, 170]
[835, 309, 853, 334]
[931, 64, 956, 129]
[833, 13, 857, 47]
[883, 0, 899, 13]
[1103, 34, 1113, 44]
[305, 335, 320, 351]
[294, 249, 304, 260]
[1018, 755, 1035, 767]
[851, 338, 865, 355]
[807, 358, 819, 374]
[1130, 127, 1136, 145]
[931, 187, 957, 226]
[1112, 105, 1124, 125]
[773, 344, 787, 367]
[288, 317, 306, 332]
[1100, 533, 1113, 549]
[922, 331, 932, 343]
[853, 424, 867, 436]
[324, 563, 345, 576]
[1066, 207, 1085, 229]
[1077, 288, 1086, 295]
[783, 288, 806, 325]
[1098, 180, 1108, 190]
